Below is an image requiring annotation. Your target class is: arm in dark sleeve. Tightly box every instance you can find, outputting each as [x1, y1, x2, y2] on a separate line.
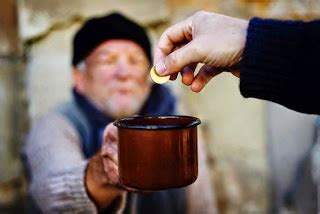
[240, 17, 320, 114]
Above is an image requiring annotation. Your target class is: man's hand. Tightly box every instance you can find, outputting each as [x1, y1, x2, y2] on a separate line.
[85, 124, 123, 209]
[154, 11, 247, 92]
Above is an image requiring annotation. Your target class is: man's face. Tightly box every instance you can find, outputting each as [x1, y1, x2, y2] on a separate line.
[74, 39, 152, 119]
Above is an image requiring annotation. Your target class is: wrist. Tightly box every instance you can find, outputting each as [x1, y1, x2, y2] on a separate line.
[239, 18, 249, 57]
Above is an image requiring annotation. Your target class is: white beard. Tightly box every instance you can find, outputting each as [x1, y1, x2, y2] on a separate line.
[102, 91, 149, 119]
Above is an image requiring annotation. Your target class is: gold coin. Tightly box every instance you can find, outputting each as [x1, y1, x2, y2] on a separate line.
[150, 66, 170, 84]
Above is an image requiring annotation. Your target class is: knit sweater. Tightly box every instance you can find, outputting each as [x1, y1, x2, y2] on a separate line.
[240, 18, 320, 114]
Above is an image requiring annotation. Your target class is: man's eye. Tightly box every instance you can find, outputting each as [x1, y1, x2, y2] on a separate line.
[103, 56, 117, 64]
[105, 58, 115, 64]
[129, 57, 143, 65]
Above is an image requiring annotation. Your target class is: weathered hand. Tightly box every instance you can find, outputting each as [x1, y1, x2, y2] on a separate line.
[85, 123, 123, 209]
[100, 123, 119, 185]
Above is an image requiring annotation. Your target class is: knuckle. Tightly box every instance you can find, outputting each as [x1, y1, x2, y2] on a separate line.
[194, 11, 209, 20]
[158, 39, 171, 52]
[194, 10, 206, 17]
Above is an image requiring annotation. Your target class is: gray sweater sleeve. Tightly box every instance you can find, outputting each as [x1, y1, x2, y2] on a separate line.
[24, 112, 97, 213]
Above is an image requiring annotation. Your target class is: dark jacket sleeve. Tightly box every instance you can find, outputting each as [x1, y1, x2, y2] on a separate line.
[240, 17, 320, 114]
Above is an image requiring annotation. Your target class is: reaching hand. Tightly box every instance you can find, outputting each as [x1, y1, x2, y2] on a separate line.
[85, 123, 124, 209]
[101, 123, 120, 185]
[154, 11, 248, 92]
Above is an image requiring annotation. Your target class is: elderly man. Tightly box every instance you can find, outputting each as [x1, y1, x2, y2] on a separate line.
[24, 12, 215, 213]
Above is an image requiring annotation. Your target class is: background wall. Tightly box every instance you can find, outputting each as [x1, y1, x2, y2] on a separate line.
[0, 0, 320, 213]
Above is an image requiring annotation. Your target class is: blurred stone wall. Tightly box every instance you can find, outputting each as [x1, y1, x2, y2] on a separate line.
[0, 0, 320, 213]
[0, 0, 27, 212]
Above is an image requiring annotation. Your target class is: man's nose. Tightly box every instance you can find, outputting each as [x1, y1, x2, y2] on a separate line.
[115, 60, 130, 79]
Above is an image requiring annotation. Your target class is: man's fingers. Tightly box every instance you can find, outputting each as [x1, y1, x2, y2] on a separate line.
[154, 17, 193, 63]
[170, 73, 179, 81]
[191, 65, 221, 92]
[181, 64, 197, 86]
[103, 159, 118, 174]
[155, 41, 204, 76]
[103, 159, 119, 184]
[102, 124, 118, 163]
[101, 144, 118, 163]
[103, 123, 118, 144]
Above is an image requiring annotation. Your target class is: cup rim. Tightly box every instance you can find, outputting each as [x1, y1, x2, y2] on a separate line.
[113, 115, 201, 130]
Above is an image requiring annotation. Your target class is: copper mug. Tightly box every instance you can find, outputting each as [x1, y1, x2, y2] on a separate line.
[114, 115, 201, 191]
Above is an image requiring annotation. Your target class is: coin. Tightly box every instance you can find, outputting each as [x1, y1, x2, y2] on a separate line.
[150, 66, 170, 84]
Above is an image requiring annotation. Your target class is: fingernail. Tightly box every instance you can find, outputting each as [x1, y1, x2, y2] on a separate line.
[155, 61, 166, 75]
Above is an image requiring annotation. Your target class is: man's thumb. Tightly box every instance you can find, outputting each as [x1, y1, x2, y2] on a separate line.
[155, 41, 203, 76]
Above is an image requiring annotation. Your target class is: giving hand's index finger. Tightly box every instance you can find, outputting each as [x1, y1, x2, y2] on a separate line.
[154, 16, 193, 63]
